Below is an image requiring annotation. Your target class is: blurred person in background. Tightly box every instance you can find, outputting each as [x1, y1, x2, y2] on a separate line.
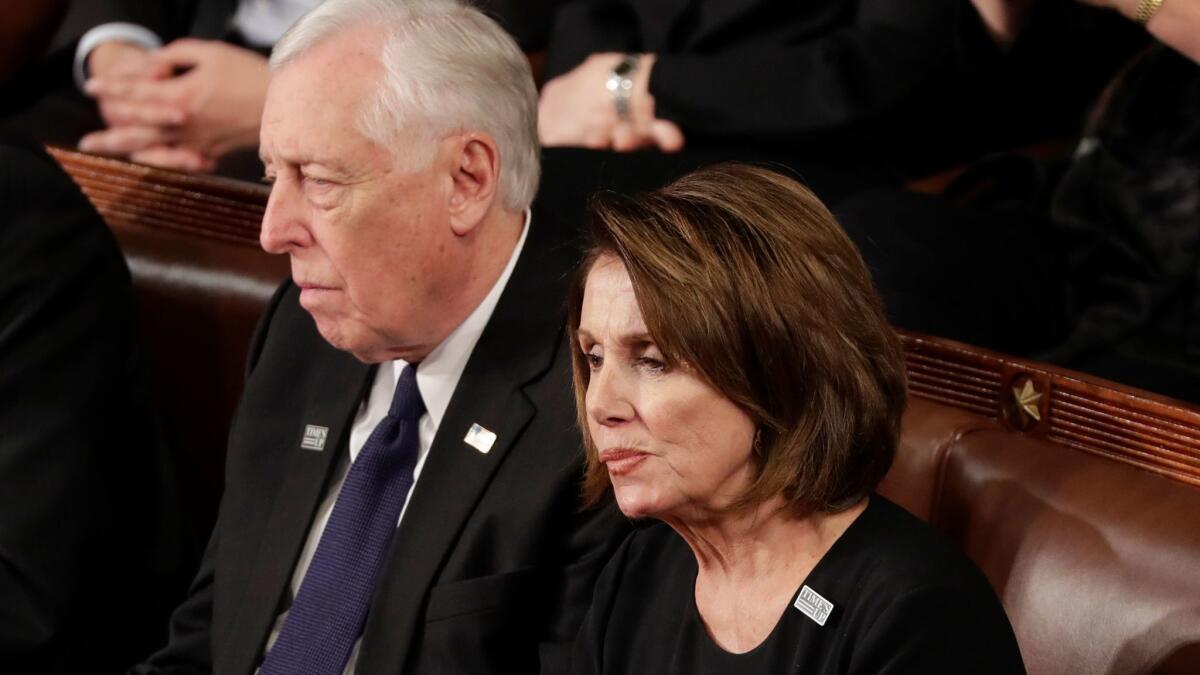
[835, 0, 1200, 401]
[3, 0, 561, 179]
[530, 0, 1144, 254]
[0, 135, 186, 674]
[538, 0, 1141, 176]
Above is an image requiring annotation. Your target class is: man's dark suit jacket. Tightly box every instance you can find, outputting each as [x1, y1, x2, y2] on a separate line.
[134, 217, 628, 674]
[0, 137, 187, 673]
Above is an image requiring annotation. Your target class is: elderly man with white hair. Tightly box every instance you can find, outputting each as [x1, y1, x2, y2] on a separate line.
[129, 1, 626, 674]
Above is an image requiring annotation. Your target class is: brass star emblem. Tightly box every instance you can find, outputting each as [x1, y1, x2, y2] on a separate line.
[1012, 380, 1043, 422]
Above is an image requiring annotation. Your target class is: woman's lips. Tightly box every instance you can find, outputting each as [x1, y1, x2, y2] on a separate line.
[599, 448, 648, 476]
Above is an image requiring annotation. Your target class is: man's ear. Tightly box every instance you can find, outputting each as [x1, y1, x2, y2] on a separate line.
[448, 132, 500, 236]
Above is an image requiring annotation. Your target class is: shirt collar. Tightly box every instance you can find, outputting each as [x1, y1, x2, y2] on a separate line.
[388, 208, 531, 429]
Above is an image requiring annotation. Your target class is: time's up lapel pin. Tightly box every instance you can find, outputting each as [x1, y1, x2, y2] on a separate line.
[794, 585, 834, 626]
[300, 424, 329, 451]
[464, 423, 497, 454]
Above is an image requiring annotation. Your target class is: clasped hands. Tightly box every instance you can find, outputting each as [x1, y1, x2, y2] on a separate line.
[82, 44, 685, 169]
[538, 53, 685, 153]
[79, 39, 268, 172]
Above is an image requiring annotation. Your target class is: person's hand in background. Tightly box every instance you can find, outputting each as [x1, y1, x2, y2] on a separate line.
[539, 52, 684, 153]
[81, 39, 269, 172]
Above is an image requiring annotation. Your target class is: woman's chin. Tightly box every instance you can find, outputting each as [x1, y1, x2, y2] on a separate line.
[612, 486, 665, 520]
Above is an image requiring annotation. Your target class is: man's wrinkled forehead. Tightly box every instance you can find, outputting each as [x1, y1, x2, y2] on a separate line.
[260, 30, 385, 162]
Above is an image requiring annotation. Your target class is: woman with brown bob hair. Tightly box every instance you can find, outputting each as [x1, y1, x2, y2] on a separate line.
[566, 164, 1024, 674]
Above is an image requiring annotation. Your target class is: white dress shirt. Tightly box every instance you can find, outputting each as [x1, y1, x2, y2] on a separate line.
[260, 210, 530, 674]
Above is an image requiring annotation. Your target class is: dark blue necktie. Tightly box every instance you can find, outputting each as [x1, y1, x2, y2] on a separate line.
[260, 364, 424, 675]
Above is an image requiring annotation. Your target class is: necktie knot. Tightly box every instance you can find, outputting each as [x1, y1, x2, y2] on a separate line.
[388, 363, 425, 421]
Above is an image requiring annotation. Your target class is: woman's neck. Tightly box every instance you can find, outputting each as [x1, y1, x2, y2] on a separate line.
[663, 496, 868, 653]
[666, 496, 866, 581]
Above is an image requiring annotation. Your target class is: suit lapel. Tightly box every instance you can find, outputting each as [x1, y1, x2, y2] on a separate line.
[221, 346, 374, 675]
[355, 218, 579, 673]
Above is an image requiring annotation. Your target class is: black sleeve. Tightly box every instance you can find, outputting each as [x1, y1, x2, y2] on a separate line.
[476, 0, 566, 52]
[564, 528, 641, 675]
[0, 139, 185, 672]
[645, 0, 996, 147]
[543, 0, 643, 79]
[538, 501, 629, 673]
[127, 532, 218, 675]
[541, 0, 998, 150]
[52, 0, 201, 45]
[846, 584, 1026, 675]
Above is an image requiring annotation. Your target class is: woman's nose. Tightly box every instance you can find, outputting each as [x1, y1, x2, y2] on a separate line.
[586, 365, 635, 427]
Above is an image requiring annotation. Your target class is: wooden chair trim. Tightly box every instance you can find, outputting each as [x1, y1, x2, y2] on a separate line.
[48, 146, 269, 248]
[900, 331, 1200, 487]
[46, 150, 1200, 489]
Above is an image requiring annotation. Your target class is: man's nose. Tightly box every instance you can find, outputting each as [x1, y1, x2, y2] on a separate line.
[259, 178, 310, 254]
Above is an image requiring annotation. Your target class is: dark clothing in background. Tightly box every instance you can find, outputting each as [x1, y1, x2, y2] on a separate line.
[545, 0, 1142, 178]
[837, 45, 1200, 402]
[1043, 47, 1200, 378]
[834, 187, 1067, 356]
[537, 145, 893, 242]
[0, 137, 187, 673]
[56, 0, 563, 51]
[570, 496, 1024, 675]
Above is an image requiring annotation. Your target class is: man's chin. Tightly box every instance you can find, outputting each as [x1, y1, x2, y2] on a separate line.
[306, 317, 387, 363]
[305, 312, 353, 354]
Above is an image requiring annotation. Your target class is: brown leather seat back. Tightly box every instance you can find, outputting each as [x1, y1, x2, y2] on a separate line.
[886, 333, 1200, 675]
[882, 398, 993, 521]
[934, 428, 1200, 675]
[119, 226, 287, 535]
[49, 148, 288, 538]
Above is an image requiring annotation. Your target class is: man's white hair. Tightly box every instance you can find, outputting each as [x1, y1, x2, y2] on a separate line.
[271, 0, 540, 211]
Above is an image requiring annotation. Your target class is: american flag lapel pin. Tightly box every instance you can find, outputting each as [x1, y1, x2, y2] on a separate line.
[464, 423, 497, 454]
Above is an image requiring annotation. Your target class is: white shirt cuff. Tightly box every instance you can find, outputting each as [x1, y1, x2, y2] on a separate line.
[74, 23, 163, 90]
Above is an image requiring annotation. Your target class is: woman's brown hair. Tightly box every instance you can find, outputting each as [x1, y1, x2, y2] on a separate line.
[567, 163, 907, 516]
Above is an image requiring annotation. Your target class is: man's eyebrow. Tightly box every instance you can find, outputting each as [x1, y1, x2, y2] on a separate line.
[302, 160, 354, 176]
[259, 145, 335, 166]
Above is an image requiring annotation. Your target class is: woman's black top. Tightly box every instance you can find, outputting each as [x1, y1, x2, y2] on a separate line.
[570, 495, 1026, 674]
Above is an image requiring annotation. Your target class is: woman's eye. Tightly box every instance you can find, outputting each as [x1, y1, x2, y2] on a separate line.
[585, 352, 603, 370]
[637, 356, 666, 374]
